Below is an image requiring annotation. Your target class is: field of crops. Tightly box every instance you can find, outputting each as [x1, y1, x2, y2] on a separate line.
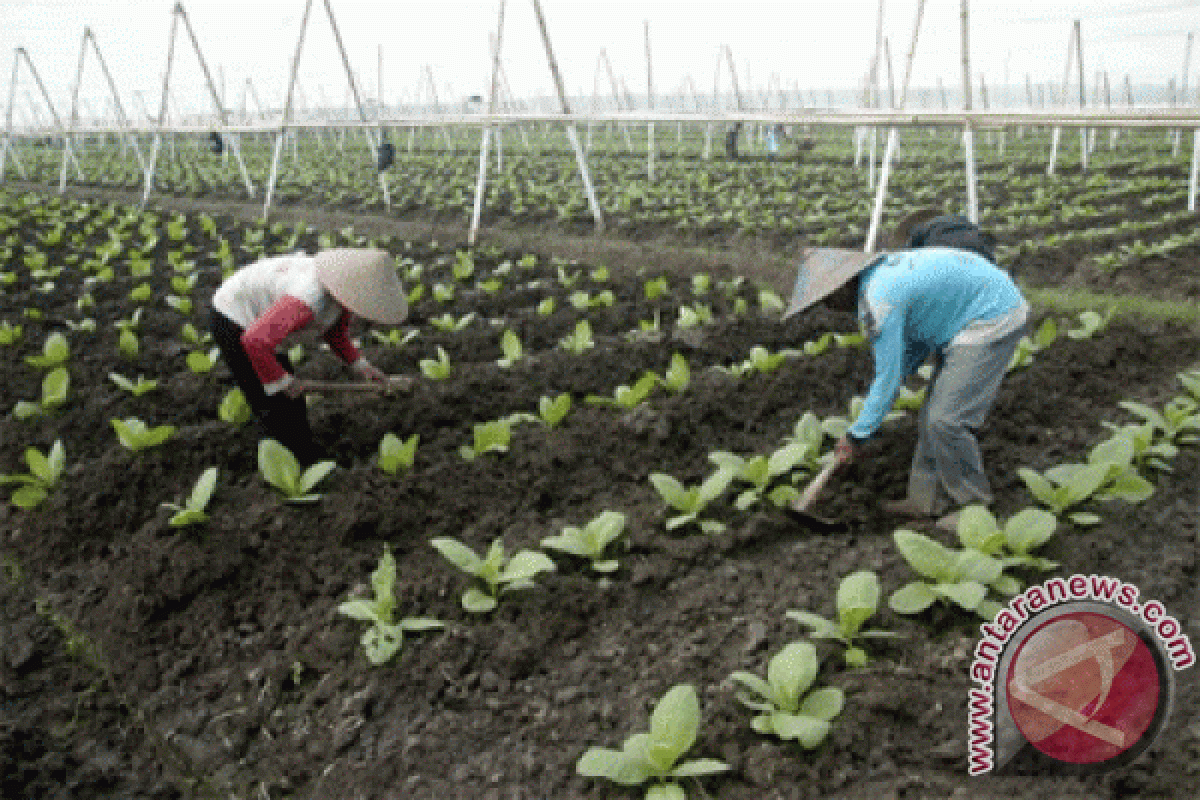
[2, 126, 1200, 799]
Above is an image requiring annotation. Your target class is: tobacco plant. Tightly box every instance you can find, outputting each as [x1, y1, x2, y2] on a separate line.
[337, 547, 443, 665]
[218, 388, 253, 427]
[430, 537, 555, 613]
[708, 442, 811, 510]
[730, 641, 845, 746]
[459, 419, 512, 461]
[0, 439, 64, 509]
[540, 510, 627, 572]
[497, 330, 523, 368]
[576, 684, 729, 799]
[162, 467, 218, 527]
[888, 530, 1010, 620]
[13, 367, 68, 419]
[952, 505, 1059, 572]
[419, 346, 452, 380]
[25, 332, 69, 369]
[586, 372, 660, 409]
[257, 438, 337, 503]
[786, 571, 898, 667]
[559, 320, 595, 354]
[109, 372, 158, 396]
[112, 417, 176, 452]
[648, 469, 735, 533]
[377, 433, 419, 474]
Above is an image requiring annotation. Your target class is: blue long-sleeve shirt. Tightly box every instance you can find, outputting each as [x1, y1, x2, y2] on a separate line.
[847, 247, 1027, 440]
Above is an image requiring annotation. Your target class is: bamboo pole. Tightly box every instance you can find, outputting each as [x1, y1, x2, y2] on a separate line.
[645, 20, 655, 181]
[468, 0, 506, 246]
[530, 0, 603, 232]
[1047, 21, 1077, 176]
[865, 0, 926, 252]
[262, 0, 312, 216]
[960, 0, 977, 223]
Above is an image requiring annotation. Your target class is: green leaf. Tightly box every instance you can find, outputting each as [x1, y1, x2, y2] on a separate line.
[11, 484, 48, 509]
[648, 685, 698, 773]
[798, 686, 844, 721]
[430, 538, 483, 575]
[730, 671, 777, 708]
[398, 617, 443, 632]
[767, 641, 818, 712]
[298, 460, 337, 494]
[769, 712, 830, 748]
[670, 759, 729, 778]
[337, 600, 382, 623]
[1004, 508, 1058, 554]
[646, 783, 686, 800]
[462, 587, 497, 613]
[836, 570, 880, 636]
[784, 610, 842, 641]
[889, 581, 938, 614]
[500, 551, 556, 583]
[1068, 511, 1102, 526]
[893, 530, 954, 581]
[1017, 467, 1057, 506]
[934, 581, 987, 611]
[258, 438, 302, 494]
[576, 747, 650, 786]
[371, 548, 397, 607]
[187, 467, 218, 510]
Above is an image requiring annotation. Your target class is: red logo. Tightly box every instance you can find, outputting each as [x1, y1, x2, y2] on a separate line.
[1005, 611, 1161, 765]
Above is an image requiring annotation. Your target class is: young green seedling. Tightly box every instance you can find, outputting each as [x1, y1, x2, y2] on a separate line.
[786, 571, 899, 667]
[1065, 309, 1113, 340]
[257, 438, 337, 503]
[460, 419, 512, 461]
[377, 433, 419, 474]
[24, 332, 69, 369]
[13, 367, 69, 419]
[161, 467, 218, 527]
[0, 321, 22, 345]
[576, 684, 729, 799]
[648, 469, 735, 533]
[118, 329, 139, 360]
[662, 353, 690, 393]
[430, 312, 476, 332]
[128, 283, 152, 303]
[676, 304, 714, 329]
[432, 283, 456, 303]
[954, 505, 1059, 572]
[537, 393, 572, 428]
[430, 537, 555, 613]
[109, 372, 158, 396]
[497, 330, 523, 368]
[536, 297, 556, 316]
[1118, 397, 1200, 448]
[1007, 318, 1058, 371]
[730, 640, 845, 746]
[181, 322, 211, 347]
[644, 276, 669, 300]
[337, 547, 443, 665]
[560, 320, 595, 354]
[371, 328, 420, 348]
[452, 250, 474, 282]
[218, 388, 253, 427]
[586, 372, 661, 410]
[166, 295, 193, 315]
[708, 442, 810, 510]
[691, 273, 712, 295]
[111, 417, 175, 452]
[186, 348, 221, 374]
[0, 440, 65, 509]
[419, 346, 452, 380]
[541, 511, 627, 572]
[1085, 433, 1155, 504]
[888, 530, 1010, 620]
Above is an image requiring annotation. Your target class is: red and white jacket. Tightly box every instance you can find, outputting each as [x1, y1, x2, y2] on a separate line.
[212, 253, 366, 394]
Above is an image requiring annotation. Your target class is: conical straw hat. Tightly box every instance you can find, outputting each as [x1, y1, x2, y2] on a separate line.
[782, 248, 885, 320]
[313, 248, 408, 325]
[884, 207, 943, 250]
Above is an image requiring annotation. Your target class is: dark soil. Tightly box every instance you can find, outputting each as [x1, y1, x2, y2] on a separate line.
[2, 190, 1199, 799]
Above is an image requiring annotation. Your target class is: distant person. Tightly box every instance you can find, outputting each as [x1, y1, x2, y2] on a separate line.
[209, 249, 407, 464]
[725, 122, 742, 160]
[766, 124, 780, 162]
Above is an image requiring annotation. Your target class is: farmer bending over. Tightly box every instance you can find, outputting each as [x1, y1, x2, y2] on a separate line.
[785, 209, 1028, 532]
[209, 248, 407, 464]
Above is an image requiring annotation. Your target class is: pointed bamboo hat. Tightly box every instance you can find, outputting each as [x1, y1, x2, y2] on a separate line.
[313, 248, 408, 325]
[782, 247, 884, 320]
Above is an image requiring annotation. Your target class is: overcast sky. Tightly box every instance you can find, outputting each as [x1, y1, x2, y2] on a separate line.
[1, 0, 1198, 121]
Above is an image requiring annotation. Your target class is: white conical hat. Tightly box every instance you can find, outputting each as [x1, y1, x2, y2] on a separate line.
[313, 248, 408, 325]
[782, 247, 885, 320]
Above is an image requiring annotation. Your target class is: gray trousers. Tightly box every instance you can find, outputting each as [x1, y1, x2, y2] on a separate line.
[907, 325, 1026, 514]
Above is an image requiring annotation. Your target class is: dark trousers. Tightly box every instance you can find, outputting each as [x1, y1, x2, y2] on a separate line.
[209, 309, 322, 464]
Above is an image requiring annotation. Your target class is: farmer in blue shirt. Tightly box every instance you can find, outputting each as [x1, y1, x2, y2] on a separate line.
[784, 210, 1029, 532]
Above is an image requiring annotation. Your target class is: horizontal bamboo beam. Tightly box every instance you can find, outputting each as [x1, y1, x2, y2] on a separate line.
[16, 107, 1200, 136]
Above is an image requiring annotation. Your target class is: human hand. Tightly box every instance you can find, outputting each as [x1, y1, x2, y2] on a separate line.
[283, 379, 306, 399]
[834, 435, 857, 466]
[355, 360, 387, 384]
